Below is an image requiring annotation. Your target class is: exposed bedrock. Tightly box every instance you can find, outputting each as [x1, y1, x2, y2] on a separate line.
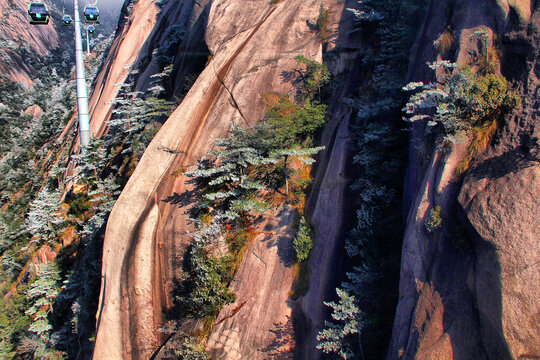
[297, 2, 365, 357]
[0, 0, 59, 86]
[459, 160, 540, 359]
[389, 1, 539, 359]
[86, 0, 160, 141]
[93, 0, 349, 358]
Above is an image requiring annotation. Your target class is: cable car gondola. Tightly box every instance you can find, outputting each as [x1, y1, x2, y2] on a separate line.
[28, 2, 50, 25]
[87, 25, 95, 34]
[83, 5, 99, 23]
[63, 14, 72, 25]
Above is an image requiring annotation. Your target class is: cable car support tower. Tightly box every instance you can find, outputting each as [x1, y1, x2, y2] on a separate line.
[73, 0, 90, 148]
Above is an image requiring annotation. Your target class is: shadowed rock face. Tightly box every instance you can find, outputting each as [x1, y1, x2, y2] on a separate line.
[389, 1, 539, 359]
[93, 0, 348, 358]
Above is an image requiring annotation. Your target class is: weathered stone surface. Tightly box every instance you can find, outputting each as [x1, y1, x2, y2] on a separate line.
[206, 206, 296, 360]
[460, 162, 540, 359]
[87, 0, 159, 140]
[389, 1, 540, 359]
[388, 140, 486, 360]
[299, 102, 353, 360]
[91, 0, 539, 358]
[93, 0, 346, 358]
[24, 105, 43, 119]
[0, 0, 59, 86]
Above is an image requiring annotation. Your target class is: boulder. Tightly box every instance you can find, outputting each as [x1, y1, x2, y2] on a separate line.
[24, 104, 43, 119]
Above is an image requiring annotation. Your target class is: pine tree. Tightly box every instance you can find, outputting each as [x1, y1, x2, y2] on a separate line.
[292, 55, 330, 103]
[25, 189, 64, 244]
[25, 263, 60, 338]
[346, 0, 384, 22]
[71, 138, 108, 186]
[293, 216, 313, 262]
[79, 176, 121, 243]
[185, 130, 273, 219]
[178, 220, 236, 317]
[108, 81, 173, 135]
[402, 61, 520, 143]
[316, 289, 363, 359]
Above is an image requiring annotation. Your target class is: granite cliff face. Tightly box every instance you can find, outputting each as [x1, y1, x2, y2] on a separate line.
[0, 0, 59, 86]
[389, 1, 540, 359]
[92, 0, 347, 358]
[87, 0, 539, 359]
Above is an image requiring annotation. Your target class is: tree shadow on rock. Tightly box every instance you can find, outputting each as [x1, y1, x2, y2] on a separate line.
[261, 209, 295, 268]
[162, 190, 197, 208]
[161, 185, 200, 219]
[260, 315, 295, 360]
[280, 69, 304, 101]
[467, 146, 537, 183]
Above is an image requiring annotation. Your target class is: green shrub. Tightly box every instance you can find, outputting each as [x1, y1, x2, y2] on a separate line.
[174, 339, 209, 359]
[294, 217, 313, 262]
[294, 55, 331, 102]
[180, 250, 236, 318]
[425, 205, 442, 233]
[316, 3, 330, 42]
[404, 64, 521, 144]
[68, 193, 91, 217]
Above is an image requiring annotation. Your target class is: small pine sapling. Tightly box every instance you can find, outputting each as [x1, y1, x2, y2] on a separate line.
[316, 288, 363, 359]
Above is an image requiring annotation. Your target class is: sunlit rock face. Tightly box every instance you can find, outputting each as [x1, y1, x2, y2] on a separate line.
[92, 0, 348, 358]
[89, 0, 539, 358]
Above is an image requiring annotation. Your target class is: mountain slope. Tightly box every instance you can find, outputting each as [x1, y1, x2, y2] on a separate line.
[93, 1, 352, 358]
[86, 0, 540, 359]
[388, 1, 540, 359]
[0, 0, 61, 86]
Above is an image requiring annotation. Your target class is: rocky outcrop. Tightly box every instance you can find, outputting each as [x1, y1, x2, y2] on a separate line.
[87, 0, 160, 139]
[90, 0, 539, 358]
[388, 1, 540, 359]
[459, 162, 540, 359]
[24, 104, 43, 119]
[93, 0, 348, 358]
[0, 0, 59, 86]
[206, 206, 297, 359]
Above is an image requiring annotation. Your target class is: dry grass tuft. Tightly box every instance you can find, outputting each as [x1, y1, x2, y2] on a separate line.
[261, 92, 282, 110]
[455, 119, 498, 178]
[455, 156, 470, 178]
[469, 119, 498, 156]
[435, 30, 454, 56]
[173, 167, 188, 177]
